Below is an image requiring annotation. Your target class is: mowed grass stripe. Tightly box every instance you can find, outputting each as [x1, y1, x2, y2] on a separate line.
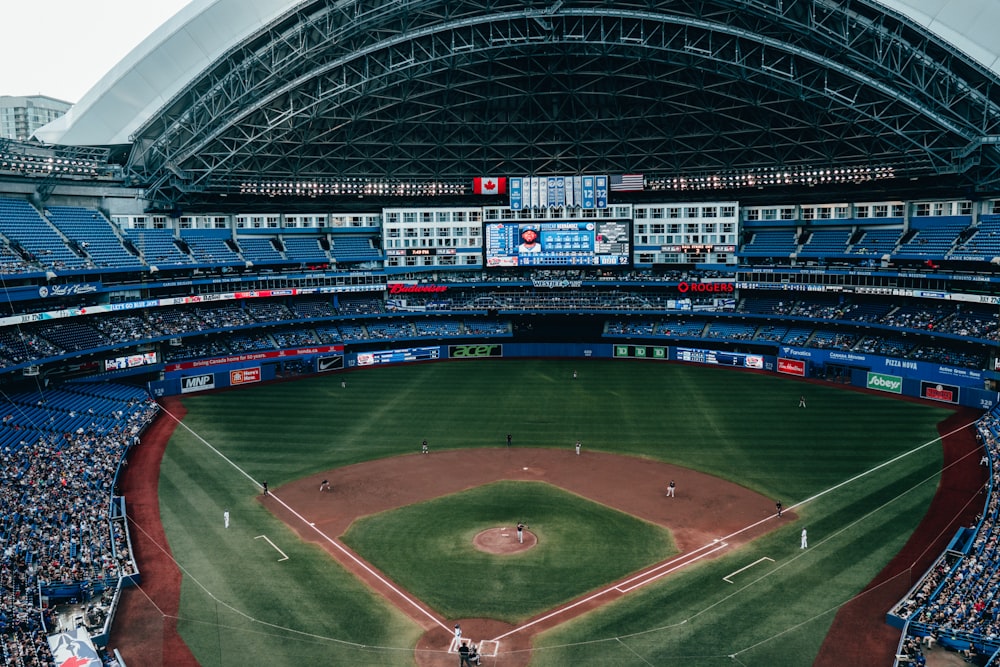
[159, 426, 421, 667]
[531, 433, 943, 666]
[162, 359, 954, 666]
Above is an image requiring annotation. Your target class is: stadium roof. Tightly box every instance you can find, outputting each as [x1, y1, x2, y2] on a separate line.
[32, 0, 1000, 208]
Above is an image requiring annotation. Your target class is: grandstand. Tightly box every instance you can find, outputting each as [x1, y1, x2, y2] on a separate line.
[3, 0, 1000, 666]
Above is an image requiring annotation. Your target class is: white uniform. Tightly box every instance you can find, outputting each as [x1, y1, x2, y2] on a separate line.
[224, 511, 230, 529]
[801, 528, 808, 549]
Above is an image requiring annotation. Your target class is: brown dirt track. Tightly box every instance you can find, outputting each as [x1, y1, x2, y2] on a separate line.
[110, 399, 985, 667]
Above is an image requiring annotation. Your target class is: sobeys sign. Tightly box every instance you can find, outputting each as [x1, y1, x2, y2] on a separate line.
[867, 371, 902, 394]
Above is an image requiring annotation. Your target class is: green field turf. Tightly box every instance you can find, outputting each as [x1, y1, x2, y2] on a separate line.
[342, 481, 676, 622]
[157, 359, 955, 666]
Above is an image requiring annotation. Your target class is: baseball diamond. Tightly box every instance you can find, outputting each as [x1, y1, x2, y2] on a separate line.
[106, 361, 983, 666]
[5, 2, 1000, 666]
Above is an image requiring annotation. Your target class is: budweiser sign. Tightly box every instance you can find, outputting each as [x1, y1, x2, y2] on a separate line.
[387, 283, 449, 294]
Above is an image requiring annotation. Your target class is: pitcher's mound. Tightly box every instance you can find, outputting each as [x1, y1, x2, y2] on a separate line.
[473, 527, 536, 554]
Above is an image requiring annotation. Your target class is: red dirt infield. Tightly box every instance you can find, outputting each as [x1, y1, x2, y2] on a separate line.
[264, 447, 788, 666]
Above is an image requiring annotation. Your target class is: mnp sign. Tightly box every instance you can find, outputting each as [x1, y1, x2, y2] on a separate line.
[181, 373, 215, 393]
[867, 372, 902, 394]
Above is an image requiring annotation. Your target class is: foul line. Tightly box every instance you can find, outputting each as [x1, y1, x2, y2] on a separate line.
[158, 405, 450, 633]
[159, 404, 981, 649]
[494, 416, 980, 643]
[492, 541, 730, 642]
[616, 541, 730, 593]
[254, 535, 289, 561]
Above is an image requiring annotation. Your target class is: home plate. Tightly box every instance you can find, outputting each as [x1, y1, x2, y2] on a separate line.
[523, 467, 528, 470]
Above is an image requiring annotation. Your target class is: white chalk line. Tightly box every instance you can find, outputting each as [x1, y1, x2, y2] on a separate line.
[160, 403, 982, 654]
[159, 405, 450, 633]
[493, 415, 980, 643]
[723, 557, 774, 584]
[254, 535, 289, 561]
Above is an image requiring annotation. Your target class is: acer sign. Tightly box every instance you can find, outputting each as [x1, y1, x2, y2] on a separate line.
[387, 283, 449, 294]
[777, 358, 806, 376]
[449, 344, 503, 359]
[230, 367, 261, 386]
[676, 281, 735, 293]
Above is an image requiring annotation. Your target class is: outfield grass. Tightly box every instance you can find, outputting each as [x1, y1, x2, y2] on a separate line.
[342, 481, 676, 622]
[158, 359, 954, 665]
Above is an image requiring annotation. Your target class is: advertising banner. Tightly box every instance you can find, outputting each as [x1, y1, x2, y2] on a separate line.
[448, 344, 503, 359]
[777, 357, 806, 376]
[867, 372, 903, 394]
[181, 373, 215, 393]
[230, 367, 261, 386]
[921, 381, 959, 404]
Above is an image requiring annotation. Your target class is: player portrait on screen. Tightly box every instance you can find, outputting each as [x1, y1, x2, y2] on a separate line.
[518, 227, 542, 253]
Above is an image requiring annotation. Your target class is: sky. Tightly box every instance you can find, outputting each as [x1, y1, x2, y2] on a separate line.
[2, 1, 195, 104]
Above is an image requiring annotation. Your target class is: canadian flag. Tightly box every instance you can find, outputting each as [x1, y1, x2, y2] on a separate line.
[473, 176, 507, 195]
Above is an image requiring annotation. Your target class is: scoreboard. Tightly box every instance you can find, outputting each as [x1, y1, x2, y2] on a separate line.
[356, 346, 440, 366]
[676, 347, 764, 369]
[614, 344, 765, 369]
[484, 220, 630, 267]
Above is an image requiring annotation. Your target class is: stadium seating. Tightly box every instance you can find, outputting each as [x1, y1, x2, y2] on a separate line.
[236, 237, 285, 264]
[180, 229, 244, 266]
[281, 235, 330, 263]
[957, 214, 1000, 258]
[798, 229, 852, 256]
[0, 198, 88, 271]
[45, 206, 142, 269]
[849, 227, 902, 256]
[125, 228, 193, 267]
[739, 229, 798, 257]
[330, 236, 382, 263]
[0, 384, 159, 667]
[895, 217, 969, 258]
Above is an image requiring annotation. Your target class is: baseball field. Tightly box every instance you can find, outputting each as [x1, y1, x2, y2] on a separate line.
[113, 359, 982, 666]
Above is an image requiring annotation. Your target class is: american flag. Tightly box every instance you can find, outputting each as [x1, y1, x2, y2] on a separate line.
[609, 174, 644, 191]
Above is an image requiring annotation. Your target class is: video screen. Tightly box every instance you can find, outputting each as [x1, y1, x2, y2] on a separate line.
[104, 351, 158, 372]
[484, 221, 630, 267]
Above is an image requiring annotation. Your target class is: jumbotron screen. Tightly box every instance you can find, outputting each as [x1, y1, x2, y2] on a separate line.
[484, 221, 630, 267]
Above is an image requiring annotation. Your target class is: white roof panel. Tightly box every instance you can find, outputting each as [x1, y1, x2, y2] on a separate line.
[875, 0, 1000, 76]
[35, 0, 301, 145]
[35, 0, 1000, 147]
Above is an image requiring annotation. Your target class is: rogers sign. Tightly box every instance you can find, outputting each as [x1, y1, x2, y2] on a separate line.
[677, 281, 735, 293]
[387, 283, 448, 294]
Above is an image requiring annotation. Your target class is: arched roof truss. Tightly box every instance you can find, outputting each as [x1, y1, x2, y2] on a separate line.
[123, 0, 1000, 208]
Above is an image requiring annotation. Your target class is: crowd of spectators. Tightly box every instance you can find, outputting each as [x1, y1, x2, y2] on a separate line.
[891, 409, 1000, 664]
[0, 383, 158, 667]
[0, 289, 993, 372]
